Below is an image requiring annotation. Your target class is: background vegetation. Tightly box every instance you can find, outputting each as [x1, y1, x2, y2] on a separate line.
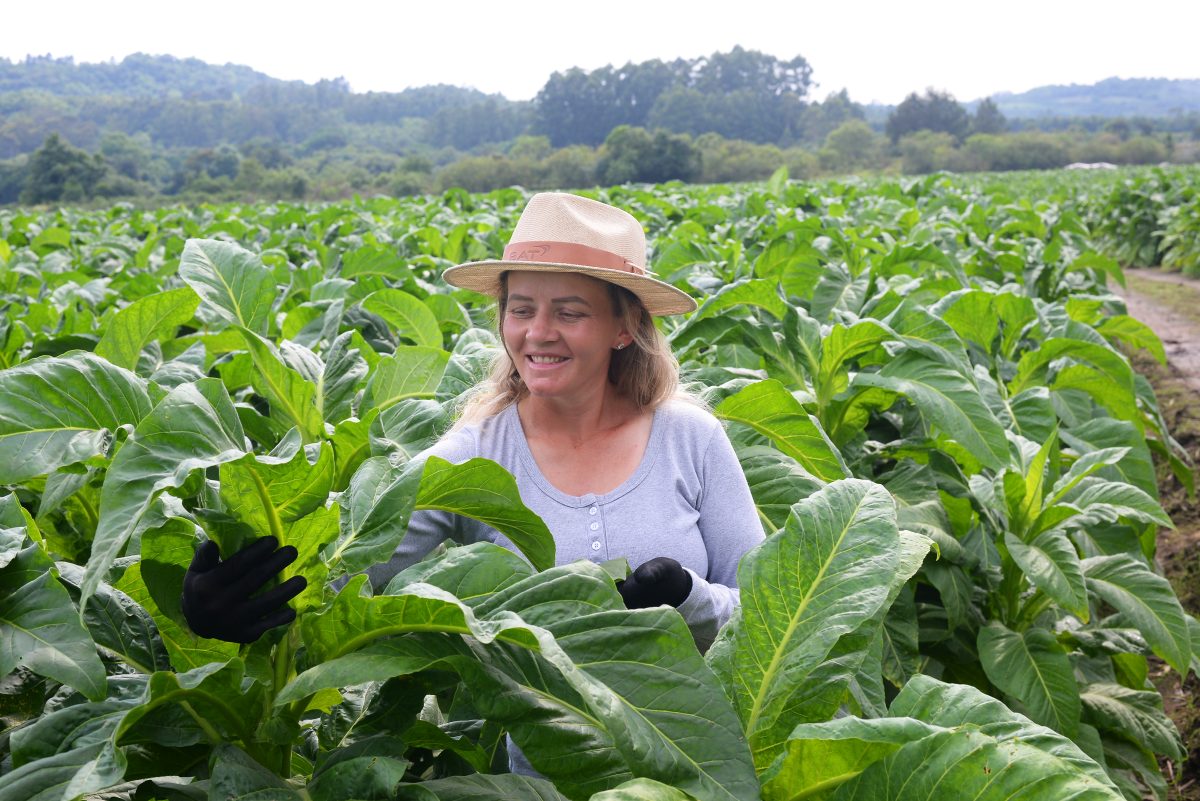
[1, 51, 1198, 205]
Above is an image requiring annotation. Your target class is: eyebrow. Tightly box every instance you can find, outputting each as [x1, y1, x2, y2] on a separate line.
[507, 294, 593, 306]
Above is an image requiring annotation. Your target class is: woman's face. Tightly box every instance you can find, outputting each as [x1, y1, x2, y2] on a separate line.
[502, 271, 629, 403]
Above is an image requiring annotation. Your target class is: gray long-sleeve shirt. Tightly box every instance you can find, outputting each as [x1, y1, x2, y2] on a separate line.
[367, 398, 765, 651]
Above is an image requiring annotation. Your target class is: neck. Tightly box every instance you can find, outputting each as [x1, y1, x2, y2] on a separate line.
[518, 383, 630, 445]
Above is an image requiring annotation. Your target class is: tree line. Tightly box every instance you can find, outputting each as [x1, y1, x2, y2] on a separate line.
[1, 52, 1198, 205]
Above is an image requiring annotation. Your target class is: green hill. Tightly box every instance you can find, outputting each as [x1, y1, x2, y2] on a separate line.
[986, 77, 1200, 118]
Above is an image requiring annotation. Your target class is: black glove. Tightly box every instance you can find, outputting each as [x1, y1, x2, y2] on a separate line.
[617, 557, 693, 609]
[181, 537, 307, 643]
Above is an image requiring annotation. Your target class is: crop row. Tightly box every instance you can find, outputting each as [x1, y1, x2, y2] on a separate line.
[0, 167, 1197, 800]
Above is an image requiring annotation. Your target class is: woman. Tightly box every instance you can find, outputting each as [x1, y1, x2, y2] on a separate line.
[182, 192, 764, 656]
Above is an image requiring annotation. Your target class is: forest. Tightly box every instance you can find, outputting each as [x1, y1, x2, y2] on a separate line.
[1, 50, 1198, 204]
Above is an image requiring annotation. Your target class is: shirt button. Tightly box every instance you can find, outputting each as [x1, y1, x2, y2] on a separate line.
[589, 507, 598, 515]
[591, 541, 601, 551]
[589, 522, 599, 531]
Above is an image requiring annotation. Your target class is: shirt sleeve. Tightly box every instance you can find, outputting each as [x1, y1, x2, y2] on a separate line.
[363, 427, 479, 590]
[675, 420, 765, 652]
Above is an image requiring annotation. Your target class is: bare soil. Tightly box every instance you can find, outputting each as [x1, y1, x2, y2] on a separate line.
[1117, 270, 1200, 801]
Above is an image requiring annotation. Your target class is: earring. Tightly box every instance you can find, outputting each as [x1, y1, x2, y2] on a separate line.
[615, 343, 625, 350]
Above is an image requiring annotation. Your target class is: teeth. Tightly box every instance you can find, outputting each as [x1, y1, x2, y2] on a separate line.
[530, 356, 567, 364]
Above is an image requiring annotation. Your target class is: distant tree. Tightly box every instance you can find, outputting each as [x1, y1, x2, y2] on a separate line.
[508, 135, 552, 161]
[186, 145, 241, 180]
[536, 48, 813, 147]
[971, 97, 1007, 135]
[595, 125, 699, 185]
[821, 120, 881, 171]
[20, 133, 108, 203]
[239, 137, 292, 169]
[797, 89, 865, 144]
[0, 156, 30, 204]
[1117, 136, 1166, 165]
[886, 89, 970, 143]
[1103, 119, 1132, 141]
[540, 145, 597, 189]
[427, 98, 532, 150]
[897, 131, 963, 174]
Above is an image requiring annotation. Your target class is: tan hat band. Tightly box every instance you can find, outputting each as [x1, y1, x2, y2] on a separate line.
[503, 240, 645, 275]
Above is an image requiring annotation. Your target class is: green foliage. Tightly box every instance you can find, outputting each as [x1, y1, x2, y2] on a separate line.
[886, 89, 971, 144]
[0, 169, 1196, 799]
[596, 126, 701, 185]
[19, 134, 108, 204]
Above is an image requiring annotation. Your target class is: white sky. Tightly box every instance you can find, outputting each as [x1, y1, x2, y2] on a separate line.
[3, 0, 1198, 105]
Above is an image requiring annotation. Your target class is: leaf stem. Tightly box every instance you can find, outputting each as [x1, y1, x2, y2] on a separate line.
[1015, 590, 1054, 630]
[179, 699, 223, 745]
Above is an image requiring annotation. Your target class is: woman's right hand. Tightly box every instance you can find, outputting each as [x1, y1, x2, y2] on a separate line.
[181, 537, 307, 643]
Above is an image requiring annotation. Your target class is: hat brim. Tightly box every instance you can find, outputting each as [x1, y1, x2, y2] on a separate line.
[442, 260, 698, 316]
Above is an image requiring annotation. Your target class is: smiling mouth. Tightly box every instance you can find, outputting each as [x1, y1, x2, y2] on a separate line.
[528, 355, 569, 364]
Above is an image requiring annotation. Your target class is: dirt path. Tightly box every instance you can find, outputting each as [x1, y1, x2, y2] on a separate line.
[1120, 270, 1200, 395]
[1116, 269, 1200, 801]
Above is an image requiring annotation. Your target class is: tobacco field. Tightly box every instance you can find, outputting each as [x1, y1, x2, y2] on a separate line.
[1, 165, 1198, 800]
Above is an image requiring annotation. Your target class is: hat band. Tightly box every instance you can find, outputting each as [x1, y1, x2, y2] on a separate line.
[503, 240, 645, 275]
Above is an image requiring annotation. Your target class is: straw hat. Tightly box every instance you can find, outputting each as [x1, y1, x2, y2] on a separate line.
[442, 192, 697, 316]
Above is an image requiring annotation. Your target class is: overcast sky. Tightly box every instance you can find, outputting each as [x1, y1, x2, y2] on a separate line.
[3, 0, 1197, 105]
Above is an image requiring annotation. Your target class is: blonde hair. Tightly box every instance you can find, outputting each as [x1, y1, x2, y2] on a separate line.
[453, 272, 699, 428]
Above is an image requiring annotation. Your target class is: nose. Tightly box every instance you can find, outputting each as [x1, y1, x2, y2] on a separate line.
[526, 308, 558, 343]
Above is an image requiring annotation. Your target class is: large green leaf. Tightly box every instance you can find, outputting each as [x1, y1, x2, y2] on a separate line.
[218, 438, 335, 543]
[764, 674, 1121, 800]
[884, 675, 1116, 790]
[362, 288, 443, 349]
[760, 716, 940, 801]
[394, 774, 569, 800]
[589, 779, 699, 801]
[114, 660, 258, 746]
[435, 328, 498, 403]
[236, 327, 325, 441]
[415, 456, 555, 573]
[94, 286, 199, 370]
[317, 330, 369, 423]
[9, 693, 136, 768]
[0, 545, 106, 701]
[306, 736, 410, 801]
[286, 558, 757, 801]
[688, 278, 787, 322]
[82, 379, 249, 610]
[0, 742, 126, 801]
[852, 350, 1009, 470]
[0, 352, 153, 483]
[179, 238, 276, 334]
[1082, 555, 1191, 675]
[978, 622, 1081, 737]
[1004, 529, 1088, 620]
[706, 479, 900, 770]
[1059, 418, 1157, 500]
[816, 319, 894, 406]
[361, 346, 449, 413]
[329, 455, 425, 574]
[369, 398, 451, 462]
[54, 562, 171, 675]
[736, 446, 824, 532]
[209, 744, 304, 800]
[827, 725, 1120, 800]
[1080, 683, 1184, 761]
[115, 557, 239, 673]
[931, 288, 999, 351]
[715, 380, 848, 483]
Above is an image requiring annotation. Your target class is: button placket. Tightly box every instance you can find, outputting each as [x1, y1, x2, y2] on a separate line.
[587, 501, 603, 558]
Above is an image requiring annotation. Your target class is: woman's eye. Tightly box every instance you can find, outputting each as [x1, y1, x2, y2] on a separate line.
[559, 310, 584, 321]
[509, 307, 533, 318]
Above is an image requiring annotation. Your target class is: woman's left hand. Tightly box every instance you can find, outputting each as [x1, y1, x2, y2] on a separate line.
[617, 557, 693, 608]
